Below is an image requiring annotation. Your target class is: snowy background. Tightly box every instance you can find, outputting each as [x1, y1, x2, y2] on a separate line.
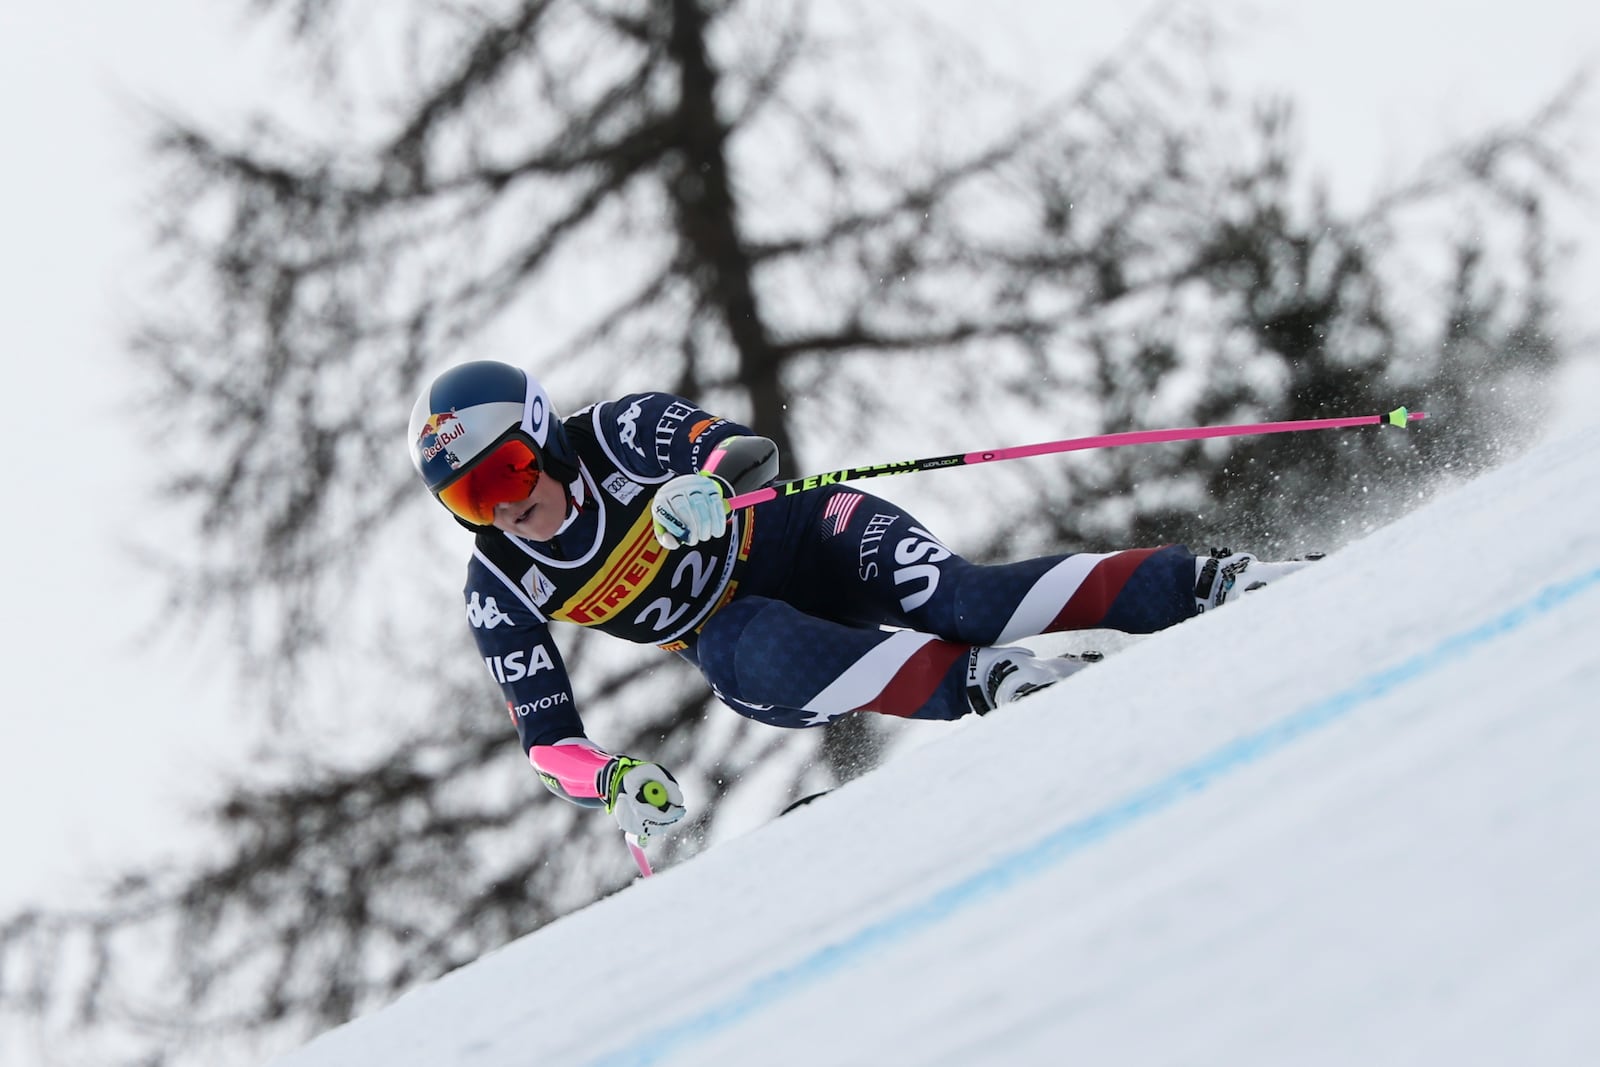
[268, 403, 1600, 1067]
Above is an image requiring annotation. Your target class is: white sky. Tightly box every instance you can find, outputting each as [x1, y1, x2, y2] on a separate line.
[1, 0, 1597, 917]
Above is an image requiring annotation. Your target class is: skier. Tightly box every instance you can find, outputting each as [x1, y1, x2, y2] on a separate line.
[410, 361, 1311, 843]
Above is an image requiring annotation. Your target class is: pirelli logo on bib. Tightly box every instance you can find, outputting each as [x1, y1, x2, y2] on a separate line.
[551, 517, 670, 625]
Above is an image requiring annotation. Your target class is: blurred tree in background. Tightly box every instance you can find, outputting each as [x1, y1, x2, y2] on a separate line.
[0, 1, 1583, 1063]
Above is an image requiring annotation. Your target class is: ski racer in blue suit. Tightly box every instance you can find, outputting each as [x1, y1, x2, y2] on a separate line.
[409, 361, 1309, 844]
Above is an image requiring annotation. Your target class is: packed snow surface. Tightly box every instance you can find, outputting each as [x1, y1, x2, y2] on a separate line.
[274, 423, 1600, 1067]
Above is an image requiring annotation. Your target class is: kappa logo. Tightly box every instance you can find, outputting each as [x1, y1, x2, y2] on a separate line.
[603, 472, 644, 505]
[616, 399, 647, 458]
[466, 592, 513, 629]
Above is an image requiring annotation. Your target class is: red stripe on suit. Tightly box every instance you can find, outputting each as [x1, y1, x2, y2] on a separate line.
[855, 639, 970, 718]
[1047, 547, 1163, 631]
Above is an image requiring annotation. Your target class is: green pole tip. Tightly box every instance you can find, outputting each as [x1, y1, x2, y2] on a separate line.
[1385, 406, 1410, 428]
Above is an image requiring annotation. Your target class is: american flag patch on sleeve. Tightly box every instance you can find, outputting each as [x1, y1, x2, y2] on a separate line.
[820, 491, 864, 538]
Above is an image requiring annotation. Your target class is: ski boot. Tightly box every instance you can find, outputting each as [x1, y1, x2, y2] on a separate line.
[966, 646, 1103, 714]
[1193, 547, 1324, 612]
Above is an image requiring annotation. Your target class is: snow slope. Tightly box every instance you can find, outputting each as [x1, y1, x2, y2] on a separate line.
[273, 423, 1600, 1067]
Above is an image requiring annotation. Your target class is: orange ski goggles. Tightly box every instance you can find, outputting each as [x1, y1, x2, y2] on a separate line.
[436, 437, 543, 525]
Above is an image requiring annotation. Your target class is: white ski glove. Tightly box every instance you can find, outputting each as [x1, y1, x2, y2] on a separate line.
[600, 756, 687, 841]
[651, 472, 731, 550]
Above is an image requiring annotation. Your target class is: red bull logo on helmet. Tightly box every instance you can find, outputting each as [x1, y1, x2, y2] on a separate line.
[417, 410, 467, 462]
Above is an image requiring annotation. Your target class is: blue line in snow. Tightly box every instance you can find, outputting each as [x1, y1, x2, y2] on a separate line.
[592, 563, 1600, 1067]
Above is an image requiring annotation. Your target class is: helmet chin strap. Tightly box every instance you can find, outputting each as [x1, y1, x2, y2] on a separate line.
[564, 459, 591, 510]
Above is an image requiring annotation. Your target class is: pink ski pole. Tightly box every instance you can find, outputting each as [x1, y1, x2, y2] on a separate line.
[725, 407, 1426, 510]
[624, 832, 654, 878]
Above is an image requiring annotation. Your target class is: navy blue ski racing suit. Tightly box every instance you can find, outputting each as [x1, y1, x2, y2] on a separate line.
[462, 393, 1199, 805]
